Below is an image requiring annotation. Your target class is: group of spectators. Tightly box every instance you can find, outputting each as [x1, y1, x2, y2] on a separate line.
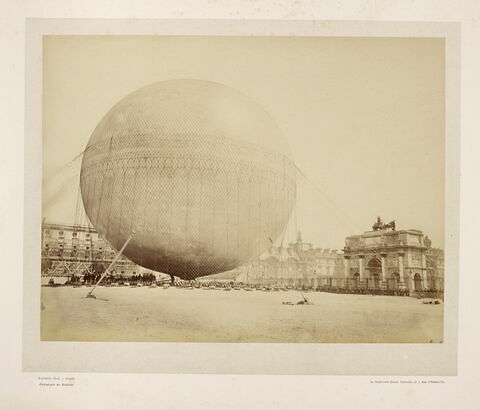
[317, 286, 443, 298]
[319, 286, 411, 296]
[59, 275, 442, 298]
[64, 272, 158, 286]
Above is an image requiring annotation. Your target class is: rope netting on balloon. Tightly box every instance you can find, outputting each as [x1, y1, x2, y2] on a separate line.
[80, 132, 297, 280]
[44, 79, 370, 282]
[45, 139, 363, 281]
[44, 141, 364, 283]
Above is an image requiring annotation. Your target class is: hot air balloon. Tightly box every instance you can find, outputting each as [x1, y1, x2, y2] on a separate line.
[80, 79, 296, 281]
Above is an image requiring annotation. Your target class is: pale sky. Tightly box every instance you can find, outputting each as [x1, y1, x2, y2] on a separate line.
[43, 35, 445, 250]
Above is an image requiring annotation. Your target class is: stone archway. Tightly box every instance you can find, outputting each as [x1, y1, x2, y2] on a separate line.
[367, 257, 382, 289]
[352, 272, 360, 289]
[388, 272, 400, 290]
[414, 273, 423, 291]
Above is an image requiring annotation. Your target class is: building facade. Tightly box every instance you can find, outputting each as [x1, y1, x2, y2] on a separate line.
[233, 232, 344, 287]
[342, 219, 444, 291]
[41, 222, 148, 279]
[42, 219, 444, 291]
[232, 221, 444, 292]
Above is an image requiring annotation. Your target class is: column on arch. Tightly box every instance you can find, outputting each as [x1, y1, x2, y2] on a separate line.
[358, 255, 365, 288]
[407, 251, 415, 290]
[358, 255, 365, 278]
[380, 253, 387, 282]
[398, 251, 406, 289]
[421, 253, 428, 290]
[343, 255, 350, 279]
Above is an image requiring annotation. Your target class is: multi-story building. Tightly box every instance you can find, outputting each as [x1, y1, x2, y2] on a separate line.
[41, 222, 147, 279]
[233, 232, 344, 287]
[232, 220, 444, 292]
[289, 232, 341, 277]
[425, 244, 445, 290]
[42, 218, 444, 291]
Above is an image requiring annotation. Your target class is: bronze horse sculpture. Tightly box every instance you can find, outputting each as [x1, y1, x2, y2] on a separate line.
[372, 217, 396, 231]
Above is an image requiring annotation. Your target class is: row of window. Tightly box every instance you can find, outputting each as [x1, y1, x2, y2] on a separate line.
[44, 230, 96, 239]
[44, 244, 106, 251]
[44, 236, 105, 245]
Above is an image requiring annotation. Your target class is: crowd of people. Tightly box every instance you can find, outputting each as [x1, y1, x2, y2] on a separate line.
[65, 272, 158, 286]
[313, 286, 443, 298]
[319, 286, 411, 296]
[58, 275, 442, 298]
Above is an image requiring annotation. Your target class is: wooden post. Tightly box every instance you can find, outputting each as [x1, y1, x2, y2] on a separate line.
[86, 232, 135, 298]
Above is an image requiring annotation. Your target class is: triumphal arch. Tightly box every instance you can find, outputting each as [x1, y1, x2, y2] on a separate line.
[342, 217, 430, 291]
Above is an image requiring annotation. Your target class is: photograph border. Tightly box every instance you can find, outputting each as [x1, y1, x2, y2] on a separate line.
[23, 18, 460, 375]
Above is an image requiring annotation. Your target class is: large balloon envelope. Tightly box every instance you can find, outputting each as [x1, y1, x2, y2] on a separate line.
[80, 79, 296, 280]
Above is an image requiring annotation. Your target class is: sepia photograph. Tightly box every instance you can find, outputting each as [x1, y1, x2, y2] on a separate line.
[40, 34, 447, 344]
[3, 0, 479, 407]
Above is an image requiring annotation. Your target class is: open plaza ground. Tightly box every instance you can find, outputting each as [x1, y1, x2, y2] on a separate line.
[41, 286, 443, 343]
